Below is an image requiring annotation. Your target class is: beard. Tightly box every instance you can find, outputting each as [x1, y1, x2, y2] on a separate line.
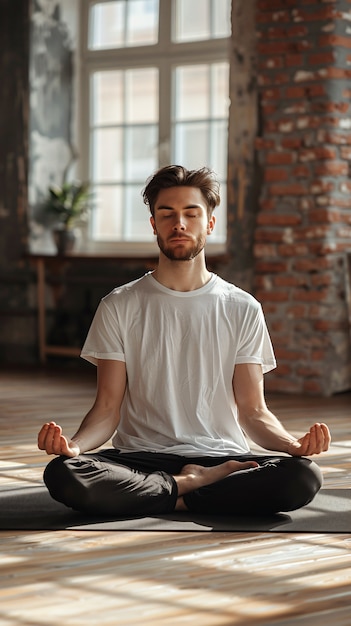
[155, 233, 206, 261]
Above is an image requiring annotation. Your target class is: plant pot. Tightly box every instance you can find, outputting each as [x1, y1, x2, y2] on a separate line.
[52, 228, 77, 255]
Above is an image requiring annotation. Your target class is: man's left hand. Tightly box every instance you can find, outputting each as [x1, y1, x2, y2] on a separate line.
[287, 422, 331, 456]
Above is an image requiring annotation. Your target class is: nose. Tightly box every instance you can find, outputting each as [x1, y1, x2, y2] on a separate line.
[172, 215, 186, 231]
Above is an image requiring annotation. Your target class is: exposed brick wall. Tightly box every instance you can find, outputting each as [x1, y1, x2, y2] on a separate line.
[255, 0, 351, 395]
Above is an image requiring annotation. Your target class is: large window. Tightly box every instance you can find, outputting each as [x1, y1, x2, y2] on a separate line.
[81, 0, 231, 254]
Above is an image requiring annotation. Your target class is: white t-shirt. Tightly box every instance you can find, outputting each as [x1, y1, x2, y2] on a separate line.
[81, 272, 276, 456]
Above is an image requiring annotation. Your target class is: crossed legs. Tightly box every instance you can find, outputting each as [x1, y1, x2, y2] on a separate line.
[43, 450, 323, 518]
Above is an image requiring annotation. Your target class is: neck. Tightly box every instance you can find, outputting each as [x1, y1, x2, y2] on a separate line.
[153, 251, 212, 292]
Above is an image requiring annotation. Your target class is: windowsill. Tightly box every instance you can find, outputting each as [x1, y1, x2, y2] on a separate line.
[76, 240, 228, 257]
[28, 235, 229, 260]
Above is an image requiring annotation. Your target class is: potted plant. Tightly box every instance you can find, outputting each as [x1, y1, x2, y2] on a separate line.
[44, 181, 92, 254]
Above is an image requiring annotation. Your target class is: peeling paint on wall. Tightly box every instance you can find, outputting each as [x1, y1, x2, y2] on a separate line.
[28, 0, 78, 252]
[223, 0, 259, 292]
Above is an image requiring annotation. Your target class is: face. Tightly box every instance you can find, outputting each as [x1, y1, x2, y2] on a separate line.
[150, 186, 215, 261]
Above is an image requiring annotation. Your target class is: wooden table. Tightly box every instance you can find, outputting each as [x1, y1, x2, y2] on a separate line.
[34, 255, 80, 363]
[29, 252, 158, 364]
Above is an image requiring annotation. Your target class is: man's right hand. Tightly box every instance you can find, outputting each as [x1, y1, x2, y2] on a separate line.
[38, 421, 80, 457]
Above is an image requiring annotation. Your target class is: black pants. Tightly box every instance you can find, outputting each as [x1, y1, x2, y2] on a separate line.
[43, 449, 323, 518]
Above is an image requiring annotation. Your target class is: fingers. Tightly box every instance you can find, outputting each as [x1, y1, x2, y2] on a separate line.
[320, 423, 331, 451]
[307, 422, 331, 454]
[37, 421, 56, 453]
[37, 421, 72, 456]
[292, 422, 331, 456]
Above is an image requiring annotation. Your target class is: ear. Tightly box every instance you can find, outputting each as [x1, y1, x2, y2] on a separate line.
[207, 215, 216, 235]
[150, 216, 156, 235]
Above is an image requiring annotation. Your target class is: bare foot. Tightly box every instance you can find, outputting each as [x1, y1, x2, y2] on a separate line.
[174, 460, 259, 498]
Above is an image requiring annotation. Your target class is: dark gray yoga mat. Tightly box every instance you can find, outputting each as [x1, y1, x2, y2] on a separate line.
[0, 486, 350, 532]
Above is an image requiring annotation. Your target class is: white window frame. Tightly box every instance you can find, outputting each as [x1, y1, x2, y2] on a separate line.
[79, 0, 230, 257]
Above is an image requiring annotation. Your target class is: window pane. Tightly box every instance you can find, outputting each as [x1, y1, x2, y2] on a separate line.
[90, 66, 159, 242]
[92, 72, 123, 125]
[175, 66, 209, 121]
[125, 126, 158, 181]
[92, 128, 124, 183]
[174, 0, 209, 42]
[124, 185, 154, 241]
[173, 120, 227, 181]
[173, 62, 229, 167]
[92, 186, 123, 240]
[212, 63, 230, 117]
[92, 68, 158, 125]
[174, 0, 231, 42]
[91, 184, 154, 241]
[127, 0, 159, 46]
[174, 122, 209, 169]
[90, 2, 125, 50]
[90, 0, 159, 50]
[213, 0, 232, 38]
[211, 120, 227, 180]
[126, 68, 158, 123]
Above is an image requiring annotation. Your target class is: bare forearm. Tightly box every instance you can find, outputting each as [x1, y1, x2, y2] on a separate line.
[239, 408, 296, 454]
[233, 364, 330, 457]
[71, 404, 119, 453]
[38, 360, 126, 458]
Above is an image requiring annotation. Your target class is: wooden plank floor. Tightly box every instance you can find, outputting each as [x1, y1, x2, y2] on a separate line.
[0, 365, 351, 626]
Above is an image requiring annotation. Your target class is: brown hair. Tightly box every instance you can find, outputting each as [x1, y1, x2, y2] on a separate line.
[142, 165, 221, 219]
